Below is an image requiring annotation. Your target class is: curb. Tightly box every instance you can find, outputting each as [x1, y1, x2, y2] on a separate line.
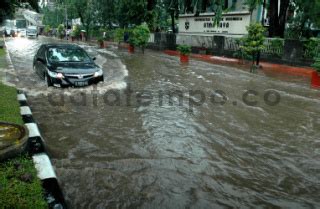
[17, 91, 67, 209]
[164, 50, 315, 78]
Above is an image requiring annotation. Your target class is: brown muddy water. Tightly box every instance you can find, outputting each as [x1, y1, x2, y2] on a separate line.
[3, 36, 320, 209]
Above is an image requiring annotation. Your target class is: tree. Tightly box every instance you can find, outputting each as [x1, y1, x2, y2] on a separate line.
[268, 0, 290, 38]
[245, 0, 262, 21]
[312, 54, 320, 73]
[116, 0, 148, 28]
[0, 0, 17, 24]
[63, 0, 98, 40]
[42, 7, 65, 28]
[289, 0, 320, 38]
[131, 24, 151, 53]
[240, 23, 266, 71]
[95, 0, 116, 29]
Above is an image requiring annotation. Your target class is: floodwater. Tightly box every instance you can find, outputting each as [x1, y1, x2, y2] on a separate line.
[3, 36, 320, 209]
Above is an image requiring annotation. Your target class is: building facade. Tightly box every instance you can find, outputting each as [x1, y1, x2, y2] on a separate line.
[178, 0, 269, 37]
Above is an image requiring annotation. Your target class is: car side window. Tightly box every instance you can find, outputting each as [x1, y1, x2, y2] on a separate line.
[37, 46, 46, 60]
[36, 46, 43, 58]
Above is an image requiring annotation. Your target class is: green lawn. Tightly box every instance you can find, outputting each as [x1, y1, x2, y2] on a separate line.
[0, 46, 47, 209]
[0, 156, 47, 209]
[0, 48, 7, 68]
[0, 82, 23, 125]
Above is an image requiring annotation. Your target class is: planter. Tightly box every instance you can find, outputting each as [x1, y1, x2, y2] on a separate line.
[311, 71, 320, 88]
[180, 54, 189, 63]
[98, 41, 104, 48]
[103, 41, 108, 48]
[128, 45, 135, 53]
[0, 122, 29, 162]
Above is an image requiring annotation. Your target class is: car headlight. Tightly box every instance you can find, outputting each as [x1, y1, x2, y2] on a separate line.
[48, 70, 64, 79]
[94, 69, 103, 77]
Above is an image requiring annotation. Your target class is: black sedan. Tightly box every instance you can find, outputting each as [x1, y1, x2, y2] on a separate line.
[33, 44, 104, 87]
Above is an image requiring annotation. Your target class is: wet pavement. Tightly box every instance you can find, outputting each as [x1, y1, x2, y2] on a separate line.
[3, 36, 320, 209]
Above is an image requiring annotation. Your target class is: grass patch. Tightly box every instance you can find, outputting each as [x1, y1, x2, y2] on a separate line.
[0, 82, 23, 125]
[0, 155, 47, 209]
[0, 48, 5, 57]
[0, 48, 7, 69]
[0, 45, 46, 209]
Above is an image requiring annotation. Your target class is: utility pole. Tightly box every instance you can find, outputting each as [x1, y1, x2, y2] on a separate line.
[261, 0, 266, 26]
[65, 5, 68, 39]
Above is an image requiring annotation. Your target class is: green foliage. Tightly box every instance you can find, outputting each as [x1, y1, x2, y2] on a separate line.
[0, 82, 23, 125]
[177, 45, 192, 55]
[269, 38, 284, 57]
[304, 38, 320, 59]
[233, 38, 251, 61]
[72, 25, 81, 37]
[240, 23, 266, 63]
[117, 0, 147, 27]
[245, 0, 263, 13]
[312, 54, 320, 72]
[97, 36, 104, 44]
[0, 156, 47, 209]
[114, 28, 125, 43]
[0, 0, 16, 24]
[57, 24, 65, 38]
[44, 25, 51, 34]
[131, 24, 151, 49]
[42, 7, 64, 28]
[104, 30, 115, 41]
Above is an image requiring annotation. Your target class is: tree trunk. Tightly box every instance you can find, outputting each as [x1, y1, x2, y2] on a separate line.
[269, 0, 290, 38]
[269, 0, 279, 37]
[171, 11, 176, 33]
[278, 0, 290, 37]
[261, 0, 266, 25]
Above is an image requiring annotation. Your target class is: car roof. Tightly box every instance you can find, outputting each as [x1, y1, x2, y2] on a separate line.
[41, 44, 82, 50]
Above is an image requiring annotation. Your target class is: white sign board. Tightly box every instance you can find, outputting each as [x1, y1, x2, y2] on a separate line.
[178, 11, 251, 37]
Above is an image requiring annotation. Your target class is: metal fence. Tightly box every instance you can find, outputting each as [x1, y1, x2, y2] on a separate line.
[148, 33, 319, 64]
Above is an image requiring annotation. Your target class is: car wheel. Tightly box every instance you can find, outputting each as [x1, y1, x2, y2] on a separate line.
[44, 74, 53, 87]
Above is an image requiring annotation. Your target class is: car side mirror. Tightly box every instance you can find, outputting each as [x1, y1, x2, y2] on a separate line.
[92, 57, 96, 61]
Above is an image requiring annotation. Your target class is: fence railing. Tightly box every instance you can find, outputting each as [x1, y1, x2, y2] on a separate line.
[148, 33, 155, 43]
[148, 33, 319, 64]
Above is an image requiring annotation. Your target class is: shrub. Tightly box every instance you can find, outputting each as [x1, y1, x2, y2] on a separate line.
[233, 38, 251, 61]
[72, 24, 81, 38]
[44, 25, 51, 34]
[304, 38, 320, 59]
[177, 45, 192, 55]
[57, 24, 65, 38]
[240, 23, 266, 66]
[269, 38, 284, 57]
[97, 37, 104, 44]
[104, 30, 114, 41]
[312, 54, 320, 73]
[131, 24, 150, 52]
[114, 28, 125, 44]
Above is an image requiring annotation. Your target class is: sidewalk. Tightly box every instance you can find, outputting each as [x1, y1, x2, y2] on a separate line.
[164, 50, 314, 78]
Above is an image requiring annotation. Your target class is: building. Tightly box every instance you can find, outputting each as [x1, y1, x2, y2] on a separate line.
[178, 0, 269, 37]
[38, 0, 56, 10]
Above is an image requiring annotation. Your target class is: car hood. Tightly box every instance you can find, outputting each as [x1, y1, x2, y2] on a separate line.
[49, 62, 99, 74]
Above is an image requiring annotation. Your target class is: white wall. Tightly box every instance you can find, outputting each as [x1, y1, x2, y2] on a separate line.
[178, 11, 251, 36]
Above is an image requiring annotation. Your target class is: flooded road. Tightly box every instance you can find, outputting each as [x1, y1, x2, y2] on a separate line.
[3, 37, 320, 209]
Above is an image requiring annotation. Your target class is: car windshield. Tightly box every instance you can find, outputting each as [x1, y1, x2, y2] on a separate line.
[47, 47, 91, 63]
[28, 29, 37, 33]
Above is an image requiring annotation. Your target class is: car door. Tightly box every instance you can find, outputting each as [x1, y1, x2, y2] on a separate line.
[34, 46, 43, 75]
[35, 46, 46, 79]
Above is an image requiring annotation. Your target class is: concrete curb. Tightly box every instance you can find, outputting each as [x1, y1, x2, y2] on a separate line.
[17, 92, 67, 209]
[164, 50, 315, 78]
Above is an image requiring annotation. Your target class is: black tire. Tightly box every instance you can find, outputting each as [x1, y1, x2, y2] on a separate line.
[45, 74, 53, 87]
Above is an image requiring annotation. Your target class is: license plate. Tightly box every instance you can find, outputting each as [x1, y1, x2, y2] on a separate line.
[74, 81, 88, 87]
